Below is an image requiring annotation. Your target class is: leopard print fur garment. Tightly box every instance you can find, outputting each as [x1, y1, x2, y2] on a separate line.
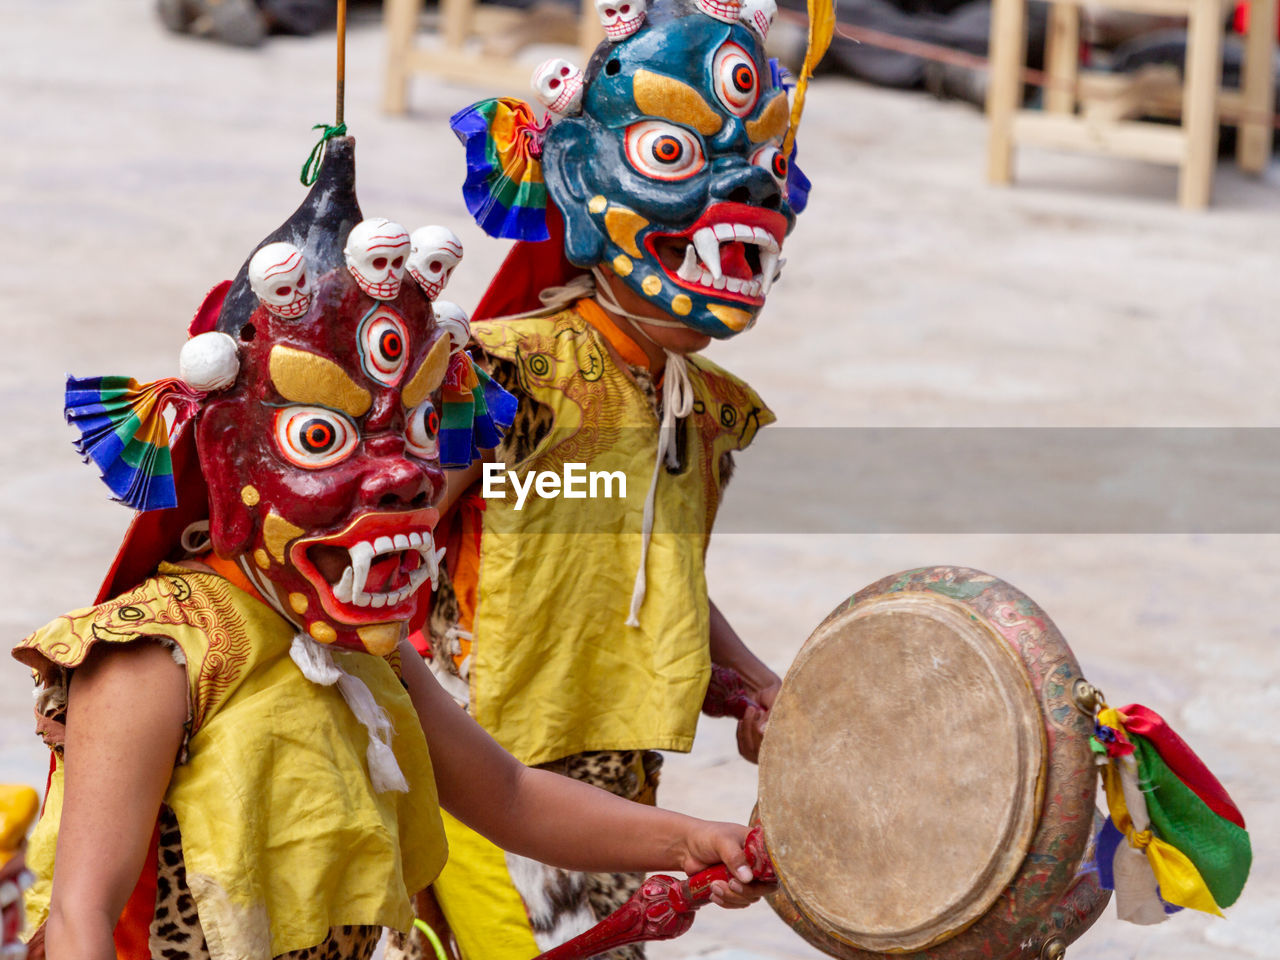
[146, 805, 383, 960]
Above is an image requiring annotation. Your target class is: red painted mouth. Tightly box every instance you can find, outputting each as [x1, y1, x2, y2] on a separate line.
[289, 508, 440, 625]
[645, 203, 788, 307]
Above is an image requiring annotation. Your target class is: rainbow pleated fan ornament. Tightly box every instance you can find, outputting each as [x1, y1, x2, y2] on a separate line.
[1091, 701, 1251, 924]
[450, 98, 551, 242]
[439, 350, 519, 468]
[64, 376, 205, 512]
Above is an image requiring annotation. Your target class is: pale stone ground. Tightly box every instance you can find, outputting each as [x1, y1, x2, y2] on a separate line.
[2, 1, 1278, 958]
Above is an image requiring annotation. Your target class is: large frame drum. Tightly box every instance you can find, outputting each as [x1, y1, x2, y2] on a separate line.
[758, 566, 1110, 960]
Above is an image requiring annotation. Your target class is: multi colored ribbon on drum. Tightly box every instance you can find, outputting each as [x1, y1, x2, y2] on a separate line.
[1091, 702, 1251, 924]
[439, 352, 518, 469]
[64, 375, 205, 512]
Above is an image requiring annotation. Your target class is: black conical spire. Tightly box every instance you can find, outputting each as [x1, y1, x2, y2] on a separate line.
[217, 136, 363, 334]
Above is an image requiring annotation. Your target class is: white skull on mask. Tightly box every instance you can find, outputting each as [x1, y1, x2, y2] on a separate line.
[432, 300, 471, 355]
[594, 0, 647, 40]
[344, 218, 411, 301]
[531, 58, 586, 116]
[407, 226, 464, 301]
[739, 0, 775, 38]
[695, 0, 741, 23]
[248, 241, 312, 319]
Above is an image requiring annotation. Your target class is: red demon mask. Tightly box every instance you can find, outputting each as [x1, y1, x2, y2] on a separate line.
[196, 138, 453, 655]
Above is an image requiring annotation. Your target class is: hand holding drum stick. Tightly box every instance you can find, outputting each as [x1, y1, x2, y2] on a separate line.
[532, 825, 777, 960]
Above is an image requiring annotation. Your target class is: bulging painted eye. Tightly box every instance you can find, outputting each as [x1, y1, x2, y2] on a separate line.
[405, 401, 441, 460]
[275, 406, 359, 469]
[751, 143, 789, 184]
[713, 42, 759, 116]
[358, 307, 410, 385]
[624, 121, 705, 181]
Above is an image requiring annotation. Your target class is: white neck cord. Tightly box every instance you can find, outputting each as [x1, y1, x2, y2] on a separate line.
[489, 267, 691, 331]
[625, 350, 694, 627]
[589, 267, 690, 329]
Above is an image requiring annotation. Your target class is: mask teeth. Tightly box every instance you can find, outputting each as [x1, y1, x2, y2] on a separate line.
[335, 534, 439, 609]
[692, 228, 723, 281]
[431, 546, 446, 590]
[349, 541, 374, 605]
[333, 566, 355, 604]
[677, 244, 701, 282]
[759, 249, 780, 296]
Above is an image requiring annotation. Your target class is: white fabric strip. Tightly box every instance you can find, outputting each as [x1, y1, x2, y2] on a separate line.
[290, 632, 409, 794]
[235, 558, 408, 793]
[1113, 752, 1167, 924]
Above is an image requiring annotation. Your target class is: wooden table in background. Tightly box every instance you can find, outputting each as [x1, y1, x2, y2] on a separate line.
[986, 0, 1277, 208]
[384, 0, 604, 108]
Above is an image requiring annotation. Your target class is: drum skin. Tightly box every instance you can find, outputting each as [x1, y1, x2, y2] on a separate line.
[758, 567, 1110, 960]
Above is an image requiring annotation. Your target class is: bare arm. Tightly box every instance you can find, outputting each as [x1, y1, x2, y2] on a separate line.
[397, 642, 759, 901]
[707, 599, 781, 764]
[438, 460, 483, 517]
[46, 642, 187, 960]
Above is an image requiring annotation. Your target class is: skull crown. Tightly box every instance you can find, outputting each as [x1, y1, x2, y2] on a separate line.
[694, 0, 741, 23]
[407, 225, 464, 301]
[432, 300, 472, 355]
[529, 57, 586, 115]
[344, 218, 411, 301]
[594, 0, 647, 40]
[248, 241, 313, 319]
[532, 58, 586, 116]
[739, 0, 775, 38]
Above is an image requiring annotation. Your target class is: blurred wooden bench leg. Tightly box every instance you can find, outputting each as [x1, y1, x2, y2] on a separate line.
[1237, 0, 1277, 173]
[987, 0, 1029, 184]
[1044, 2, 1080, 114]
[442, 0, 477, 50]
[1178, 0, 1225, 208]
[579, 0, 604, 63]
[383, 0, 421, 114]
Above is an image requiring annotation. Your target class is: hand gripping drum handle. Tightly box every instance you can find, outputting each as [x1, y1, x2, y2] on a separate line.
[700, 664, 761, 719]
[530, 826, 776, 960]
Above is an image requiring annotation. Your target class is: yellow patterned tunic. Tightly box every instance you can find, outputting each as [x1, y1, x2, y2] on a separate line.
[465, 302, 774, 766]
[14, 563, 447, 960]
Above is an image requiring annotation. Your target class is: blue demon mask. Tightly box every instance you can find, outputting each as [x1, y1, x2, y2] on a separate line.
[541, 3, 798, 338]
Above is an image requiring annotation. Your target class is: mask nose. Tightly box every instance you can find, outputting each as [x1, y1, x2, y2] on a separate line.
[707, 162, 783, 210]
[359, 441, 443, 509]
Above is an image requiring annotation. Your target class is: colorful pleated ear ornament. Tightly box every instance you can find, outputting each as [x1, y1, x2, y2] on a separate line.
[64, 332, 240, 512]
[433, 302, 518, 469]
[450, 97, 552, 242]
[1089, 699, 1251, 925]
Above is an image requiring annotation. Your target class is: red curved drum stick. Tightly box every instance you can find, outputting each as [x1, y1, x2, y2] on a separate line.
[531, 827, 776, 960]
[700, 664, 761, 719]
